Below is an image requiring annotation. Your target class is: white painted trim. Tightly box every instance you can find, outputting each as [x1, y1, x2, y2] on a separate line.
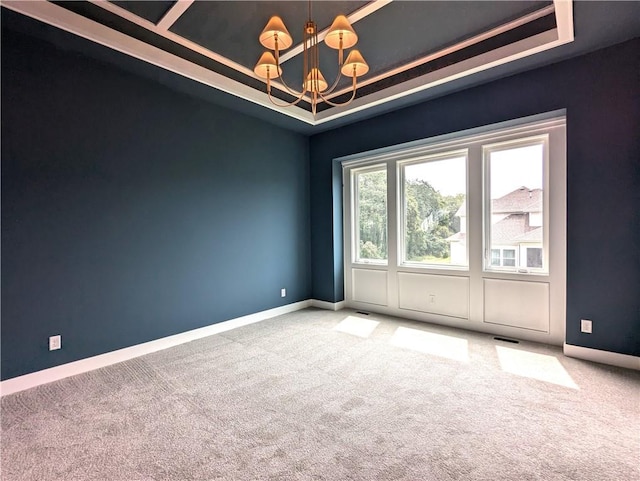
[313, 28, 563, 124]
[313, 0, 575, 124]
[0, 300, 312, 397]
[564, 344, 640, 371]
[338, 113, 566, 167]
[325, 4, 556, 100]
[342, 114, 567, 346]
[156, 0, 194, 31]
[0, 0, 316, 125]
[88, 0, 256, 80]
[279, 0, 393, 63]
[87, 0, 311, 103]
[554, 0, 574, 43]
[311, 299, 346, 311]
[0, 0, 574, 126]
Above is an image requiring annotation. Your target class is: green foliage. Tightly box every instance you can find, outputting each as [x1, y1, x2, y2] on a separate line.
[357, 172, 464, 262]
[403, 179, 463, 261]
[357, 171, 388, 259]
[360, 241, 383, 260]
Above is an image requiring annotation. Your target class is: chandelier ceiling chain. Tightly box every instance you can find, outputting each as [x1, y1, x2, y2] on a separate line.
[254, 1, 369, 116]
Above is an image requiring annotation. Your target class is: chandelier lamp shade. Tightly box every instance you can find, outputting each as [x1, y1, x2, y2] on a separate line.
[253, 5, 369, 116]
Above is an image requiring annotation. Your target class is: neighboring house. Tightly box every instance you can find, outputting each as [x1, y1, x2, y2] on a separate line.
[448, 187, 543, 269]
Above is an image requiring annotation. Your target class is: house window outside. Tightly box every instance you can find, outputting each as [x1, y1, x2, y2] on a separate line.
[485, 141, 547, 273]
[400, 153, 467, 266]
[527, 247, 543, 268]
[354, 166, 387, 263]
[503, 248, 516, 266]
[491, 248, 516, 267]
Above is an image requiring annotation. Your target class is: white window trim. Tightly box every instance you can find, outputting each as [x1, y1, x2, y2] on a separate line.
[397, 149, 469, 270]
[351, 164, 388, 266]
[340, 111, 566, 346]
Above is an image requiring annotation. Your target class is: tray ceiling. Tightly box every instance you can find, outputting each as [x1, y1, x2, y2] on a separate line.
[2, 1, 575, 127]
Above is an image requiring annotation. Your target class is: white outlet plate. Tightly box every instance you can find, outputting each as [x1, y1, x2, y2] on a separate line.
[281, 288, 286, 298]
[581, 319, 593, 334]
[49, 335, 61, 350]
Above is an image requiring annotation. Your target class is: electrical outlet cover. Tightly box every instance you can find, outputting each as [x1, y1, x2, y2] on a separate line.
[49, 335, 61, 350]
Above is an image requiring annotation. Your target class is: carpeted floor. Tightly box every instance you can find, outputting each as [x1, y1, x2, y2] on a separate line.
[2, 308, 639, 480]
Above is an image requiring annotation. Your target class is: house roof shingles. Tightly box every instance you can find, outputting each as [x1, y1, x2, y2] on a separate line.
[448, 187, 543, 244]
[492, 187, 542, 213]
[491, 214, 542, 244]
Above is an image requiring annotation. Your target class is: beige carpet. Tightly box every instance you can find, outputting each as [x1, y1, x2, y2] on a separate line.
[2, 308, 639, 480]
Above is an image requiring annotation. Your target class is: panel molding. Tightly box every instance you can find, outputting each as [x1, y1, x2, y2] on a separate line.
[342, 113, 566, 345]
[352, 268, 389, 306]
[397, 272, 469, 319]
[483, 278, 550, 332]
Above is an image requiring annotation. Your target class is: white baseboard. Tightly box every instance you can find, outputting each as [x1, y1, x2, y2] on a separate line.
[563, 343, 640, 371]
[311, 299, 346, 311]
[0, 300, 312, 397]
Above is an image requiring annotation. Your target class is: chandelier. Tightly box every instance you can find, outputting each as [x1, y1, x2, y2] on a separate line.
[253, 2, 369, 116]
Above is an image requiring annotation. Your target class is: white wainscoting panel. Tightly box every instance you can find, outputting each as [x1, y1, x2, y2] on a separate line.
[398, 272, 469, 319]
[484, 279, 549, 332]
[352, 268, 388, 306]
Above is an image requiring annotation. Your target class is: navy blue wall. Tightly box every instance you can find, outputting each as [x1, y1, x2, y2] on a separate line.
[1, 27, 311, 380]
[1, 17, 638, 381]
[310, 38, 640, 356]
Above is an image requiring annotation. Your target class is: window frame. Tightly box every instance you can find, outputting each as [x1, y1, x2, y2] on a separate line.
[340, 111, 566, 345]
[398, 149, 469, 270]
[351, 163, 388, 265]
[482, 135, 550, 275]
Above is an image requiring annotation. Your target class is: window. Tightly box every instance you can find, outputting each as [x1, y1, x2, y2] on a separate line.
[354, 166, 387, 263]
[341, 113, 565, 343]
[400, 153, 467, 266]
[485, 140, 547, 273]
[527, 247, 543, 268]
[491, 248, 516, 267]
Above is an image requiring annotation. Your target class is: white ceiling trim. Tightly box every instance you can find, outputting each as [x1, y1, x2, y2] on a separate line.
[0, 0, 316, 124]
[313, 12, 574, 126]
[554, 0, 574, 42]
[87, 0, 311, 102]
[325, 3, 556, 100]
[88, 1, 258, 85]
[156, 0, 194, 31]
[279, 0, 393, 64]
[1, 0, 574, 128]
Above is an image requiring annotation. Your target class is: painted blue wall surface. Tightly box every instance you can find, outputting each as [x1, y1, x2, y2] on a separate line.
[310, 38, 640, 357]
[1, 13, 638, 381]
[1, 27, 311, 380]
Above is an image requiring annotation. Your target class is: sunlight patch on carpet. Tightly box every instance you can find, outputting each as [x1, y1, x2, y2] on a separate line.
[333, 316, 380, 338]
[390, 327, 469, 362]
[496, 345, 579, 389]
